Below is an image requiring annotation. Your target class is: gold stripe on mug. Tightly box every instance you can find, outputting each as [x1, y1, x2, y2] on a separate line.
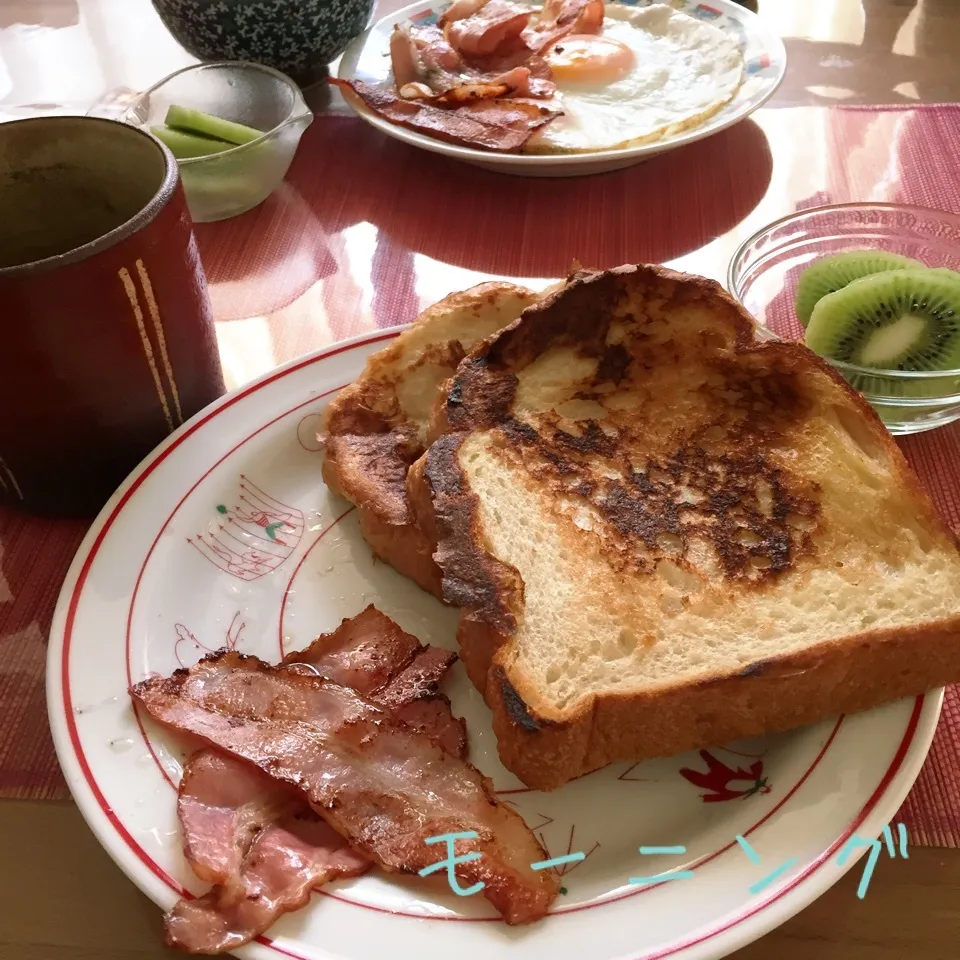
[118, 266, 175, 432]
[0, 457, 24, 500]
[136, 258, 183, 425]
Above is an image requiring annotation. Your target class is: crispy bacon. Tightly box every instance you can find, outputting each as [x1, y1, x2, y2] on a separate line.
[573, 0, 605, 32]
[433, 80, 511, 103]
[283, 608, 467, 755]
[490, 58, 555, 98]
[433, 33, 558, 100]
[392, 22, 554, 102]
[429, 66, 554, 102]
[331, 78, 559, 153]
[177, 749, 304, 889]
[375, 645, 468, 757]
[165, 608, 467, 952]
[167, 812, 367, 954]
[391, 26, 452, 98]
[132, 651, 559, 925]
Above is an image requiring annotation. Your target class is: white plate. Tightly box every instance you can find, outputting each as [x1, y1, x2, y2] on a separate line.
[48, 328, 939, 960]
[336, 0, 786, 177]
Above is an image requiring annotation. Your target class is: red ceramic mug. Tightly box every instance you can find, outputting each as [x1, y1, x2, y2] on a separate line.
[0, 116, 226, 517]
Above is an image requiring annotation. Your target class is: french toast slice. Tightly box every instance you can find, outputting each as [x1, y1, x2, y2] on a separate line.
[408, 263, 960, 790]
[322, 282, 540, 598]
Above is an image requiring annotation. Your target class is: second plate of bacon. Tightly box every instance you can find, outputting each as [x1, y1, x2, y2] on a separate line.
[332, 0, 600, 155]
[332, 0, 786, 175]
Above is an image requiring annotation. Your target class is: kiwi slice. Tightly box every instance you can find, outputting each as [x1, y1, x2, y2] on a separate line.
[795, 250, 923, 328]
[805, 268, 960, 372]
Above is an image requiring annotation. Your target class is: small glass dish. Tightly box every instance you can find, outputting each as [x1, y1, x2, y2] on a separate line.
[728, 202, 960, 435]
[118, 62, 313, 223]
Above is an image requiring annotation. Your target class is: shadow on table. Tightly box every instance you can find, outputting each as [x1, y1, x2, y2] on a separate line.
[192, 182, 338, 322]
[294, 115, 774, 279]
[186, 110, 772, 331]
[773, 0, 957, 107]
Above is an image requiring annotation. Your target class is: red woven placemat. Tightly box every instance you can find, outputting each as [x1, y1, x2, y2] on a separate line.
[2, 102, 959, 849]
[787, 103, 960, 848]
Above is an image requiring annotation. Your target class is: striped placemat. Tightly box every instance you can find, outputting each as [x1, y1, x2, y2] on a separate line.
[2, 102, 959, 849]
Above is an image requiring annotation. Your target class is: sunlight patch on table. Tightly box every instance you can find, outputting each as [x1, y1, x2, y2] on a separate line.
[215, 316, 277, 390]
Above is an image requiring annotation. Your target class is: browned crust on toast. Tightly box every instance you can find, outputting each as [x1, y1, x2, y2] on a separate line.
[483, 614, 960, 790]
[321, 282, 539, 598]
[415, 435, 523, 635]
[408, 262, 960, 790]
[441, 263, 755, 434]
[322, 432, 445, 596]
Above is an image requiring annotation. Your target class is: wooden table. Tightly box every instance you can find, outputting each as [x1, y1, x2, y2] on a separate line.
[2, 2, 960, 958]
[4, 801, 959, 960]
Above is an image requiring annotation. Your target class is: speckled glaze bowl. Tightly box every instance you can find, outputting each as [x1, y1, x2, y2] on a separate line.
[151, 0, 376, 81]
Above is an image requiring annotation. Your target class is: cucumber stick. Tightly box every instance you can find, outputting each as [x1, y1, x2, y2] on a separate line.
[150, 125, 234, 159]
[164, 105, 264, 146]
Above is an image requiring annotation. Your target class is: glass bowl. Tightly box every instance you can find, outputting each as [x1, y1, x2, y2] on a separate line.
[119, 62, 313, 223]
[728, 202, 960, 435]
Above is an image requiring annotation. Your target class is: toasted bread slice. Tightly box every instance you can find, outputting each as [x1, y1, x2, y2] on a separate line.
[408, 263, 960, 791]
[322, 282, 541, 597]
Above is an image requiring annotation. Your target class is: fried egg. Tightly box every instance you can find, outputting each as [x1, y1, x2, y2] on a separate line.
[525, 3, 745, 154]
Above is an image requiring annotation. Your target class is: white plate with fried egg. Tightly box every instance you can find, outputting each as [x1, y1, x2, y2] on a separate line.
[336, 0, 785, 176]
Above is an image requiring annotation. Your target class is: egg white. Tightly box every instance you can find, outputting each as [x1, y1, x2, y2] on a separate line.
[524, 3, 745, 154]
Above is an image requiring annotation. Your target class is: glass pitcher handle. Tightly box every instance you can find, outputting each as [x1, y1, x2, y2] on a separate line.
[85, 86, 141, 121]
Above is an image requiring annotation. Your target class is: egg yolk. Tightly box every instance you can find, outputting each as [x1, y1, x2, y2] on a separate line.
[545, 34, 636, 86]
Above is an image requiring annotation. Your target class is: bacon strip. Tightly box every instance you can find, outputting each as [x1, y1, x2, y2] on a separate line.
[281, 604, 422, 694]
[438, 0, 491, 25]
[166, 751, 370, 954]
[391, 23, 469, 98]
[331, 78, 559, 153]
[390, 24, 425, 88]
[133, 651, 558, 926]
[391, 22, 555, 102]
[168, 812, 367, 954]
[165, 608, 467, 953]
[522, 0, 604, 52]
[444, 0, 533, 58]
[413, 25, 465, 80]
[381, 0, 601, 134]
[376, 646, 468, 757]
[284, 610, 467, 755]
[177, 750, 306, 889]
[433, 79, 512, 103]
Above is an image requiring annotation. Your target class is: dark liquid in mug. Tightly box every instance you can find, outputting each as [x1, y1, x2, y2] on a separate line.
[0, 128, 166, 268]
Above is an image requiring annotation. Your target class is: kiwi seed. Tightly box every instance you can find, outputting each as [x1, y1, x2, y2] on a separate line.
[794, 250, 923, 328]
[805, 268, 960, 373]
